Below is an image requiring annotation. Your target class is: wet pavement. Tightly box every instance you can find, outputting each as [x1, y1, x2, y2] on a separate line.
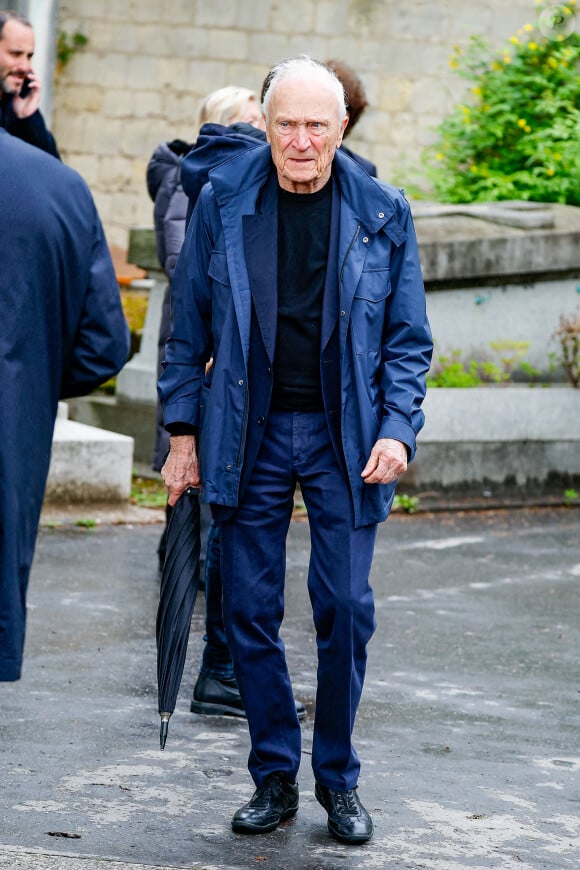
[1, 505, 579, 869]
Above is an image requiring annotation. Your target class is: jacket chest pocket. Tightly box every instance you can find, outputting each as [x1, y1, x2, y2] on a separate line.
[350, 267, 391, 354]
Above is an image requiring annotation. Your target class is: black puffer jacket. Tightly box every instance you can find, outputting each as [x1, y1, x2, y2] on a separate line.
[146, 138, 192, 281]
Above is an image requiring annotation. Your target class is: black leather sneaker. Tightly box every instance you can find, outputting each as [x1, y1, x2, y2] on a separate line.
[315, 782, 373, 844]
[191, 673, 307, 720]
[232, 773, 299, 834]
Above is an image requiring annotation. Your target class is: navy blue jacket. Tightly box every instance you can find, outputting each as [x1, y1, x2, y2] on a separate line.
[159, 144, 432, 527]
[0, 130, 130, 681]
[147, 123, 267, 471]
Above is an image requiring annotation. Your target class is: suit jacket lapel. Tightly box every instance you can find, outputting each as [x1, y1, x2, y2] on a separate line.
[243, 174, 278, 363]
[321, 179, 340, 351]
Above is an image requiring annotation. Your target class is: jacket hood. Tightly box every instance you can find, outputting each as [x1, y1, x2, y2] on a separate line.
[181, 123, 267, 209]
[146, 139, 192, 202]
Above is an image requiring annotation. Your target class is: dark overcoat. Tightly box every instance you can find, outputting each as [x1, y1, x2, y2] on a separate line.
[0, 130, 130, 680]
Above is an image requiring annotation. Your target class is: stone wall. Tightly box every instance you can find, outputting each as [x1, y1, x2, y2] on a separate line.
[53, 0, 536, 250]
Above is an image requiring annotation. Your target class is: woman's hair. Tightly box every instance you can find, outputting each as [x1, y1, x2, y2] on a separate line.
[196, 86, 258, 131]
[324, 59, 369, 136]
[261, 55, 347, 125]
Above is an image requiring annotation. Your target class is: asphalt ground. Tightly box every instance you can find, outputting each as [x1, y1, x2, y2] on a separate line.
[1, 505, 579, 870]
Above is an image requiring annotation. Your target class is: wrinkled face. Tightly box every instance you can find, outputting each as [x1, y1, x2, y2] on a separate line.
[266, 74, 348, 193]
[0, 19, 34, 96]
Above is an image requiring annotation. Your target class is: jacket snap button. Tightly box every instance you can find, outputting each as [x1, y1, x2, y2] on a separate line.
[238, 379, 244, 386]
[340, 310, 346, 316]
[378, 212, 384, 218]
[362, 236, 369, 243]
[257, 416, 265, 425]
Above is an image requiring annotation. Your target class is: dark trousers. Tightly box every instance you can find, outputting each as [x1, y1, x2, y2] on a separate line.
[220, 411, 377, 791]
[199, 520, 234, 680]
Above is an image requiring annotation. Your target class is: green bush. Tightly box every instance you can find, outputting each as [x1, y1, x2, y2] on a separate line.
[421, 0, 580, 205]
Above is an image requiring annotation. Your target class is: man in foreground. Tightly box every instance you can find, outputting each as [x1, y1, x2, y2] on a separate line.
[0, 9, 59, 156]
[159, 55, 432, 844]
[0, 130, 130, 681]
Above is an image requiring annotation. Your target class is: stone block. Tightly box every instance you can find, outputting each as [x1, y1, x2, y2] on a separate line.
[207, 29, 249, 62]
[414, 203, 580, 284]
[45, 405, 134, 503]
[389, 113, 418, 148]
[99, 53, 129, 89]
[68, 154, 100, 187]
[127, 54, 159, 90]
[68, 395, 156, 466]
[157, 57, 189, 89]
[315, 2, 348, 36]
[403, 387, 580, 492]
[271, 0, 315, 34]
[103, 89, 134, 118]
[197, 0, 239, 28]
[248, 33, 291, 65]
[116, 277, 164, 404]
[376, 76, 413, 113]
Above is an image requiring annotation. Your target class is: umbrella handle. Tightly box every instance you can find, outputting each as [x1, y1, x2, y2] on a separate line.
[159, 712, 172, 750]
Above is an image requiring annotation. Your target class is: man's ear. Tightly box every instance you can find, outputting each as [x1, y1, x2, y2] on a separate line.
[337, 115, 349, 145]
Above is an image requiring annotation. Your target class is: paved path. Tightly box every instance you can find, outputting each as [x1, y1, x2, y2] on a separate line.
[1, 507, 579, 869]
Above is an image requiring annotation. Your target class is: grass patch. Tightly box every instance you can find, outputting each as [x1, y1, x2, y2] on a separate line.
[131, 475, 167, 509]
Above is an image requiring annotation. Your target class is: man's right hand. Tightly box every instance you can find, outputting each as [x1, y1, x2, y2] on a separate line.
[161, 434, 200, 505]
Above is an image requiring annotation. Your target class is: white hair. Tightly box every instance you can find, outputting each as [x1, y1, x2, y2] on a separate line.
[261, 55, 347, 124]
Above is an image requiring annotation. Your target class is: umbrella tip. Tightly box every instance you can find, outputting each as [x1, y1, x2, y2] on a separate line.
[159, 712, 171, 750]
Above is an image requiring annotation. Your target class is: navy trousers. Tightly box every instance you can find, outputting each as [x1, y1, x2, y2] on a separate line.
[220, 411, 377, 791]
[199, 520, 234, 680]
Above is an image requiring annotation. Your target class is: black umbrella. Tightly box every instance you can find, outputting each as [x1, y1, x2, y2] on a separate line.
[156, 487, 201, 749]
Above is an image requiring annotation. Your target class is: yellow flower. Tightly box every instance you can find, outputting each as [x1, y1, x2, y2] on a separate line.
[528, 41, 537, 50]
[491, 61, 502, 71]
[470, 165, 478, 173]
[470, 86, 482, 96]
[523, 23, 533, 31]
[553, 153, 562, 161]
[449, 57, 459, 69]
[525, 125, 532, 133]
[547, 168, 555, 176]
[509, 36, 519, 45]
[547, 57, 558, 68]
[503, 55, 511, 64]
[517, 118, 527, 127]
[436, 152, 444, 161]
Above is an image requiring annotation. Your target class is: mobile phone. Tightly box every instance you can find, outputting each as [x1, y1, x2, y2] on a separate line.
[20, 76, 32, 98]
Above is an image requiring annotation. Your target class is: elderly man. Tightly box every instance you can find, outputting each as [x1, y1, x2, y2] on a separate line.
[0, 130, 129, 682]
[159, 55, 432, 844]
[0, 10, 59, 156]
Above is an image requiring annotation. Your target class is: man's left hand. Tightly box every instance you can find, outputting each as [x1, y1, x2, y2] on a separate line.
[361, 438, 407, 485]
